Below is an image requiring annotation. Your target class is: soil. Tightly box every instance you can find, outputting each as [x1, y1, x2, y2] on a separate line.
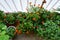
[13, 34, 42, 40]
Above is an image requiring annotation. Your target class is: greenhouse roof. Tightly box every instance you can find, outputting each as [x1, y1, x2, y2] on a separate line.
[0, 0, 60, 12]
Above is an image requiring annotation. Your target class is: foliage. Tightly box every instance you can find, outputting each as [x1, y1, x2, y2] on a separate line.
[0, 35, 9, 40]
[0, 10, 6, 21]
[6, 26, 16, 38]
[37, 20, 60, 40]
[0, 22, 10, 40]
[56, 7, 60, 11]
[5, 13, 15, 24]
[0, 5, 60, 40]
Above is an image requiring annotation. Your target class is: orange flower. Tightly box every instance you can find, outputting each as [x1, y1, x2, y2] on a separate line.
[16, 29, 19, 33]
[32, 18, 36, 21]
[18, 30, 22, 35]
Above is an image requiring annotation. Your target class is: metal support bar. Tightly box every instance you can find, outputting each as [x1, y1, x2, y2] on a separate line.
[46, 0, 52, 8]
[4, 0, 13, 11]
[0, 3, 8, 11]
[20, 0, 23, 10]
[27, 0, 29, 8]
[34, 0, 36, 4]
[12, 0, 18, 11]
[49, 0, 59, 10]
